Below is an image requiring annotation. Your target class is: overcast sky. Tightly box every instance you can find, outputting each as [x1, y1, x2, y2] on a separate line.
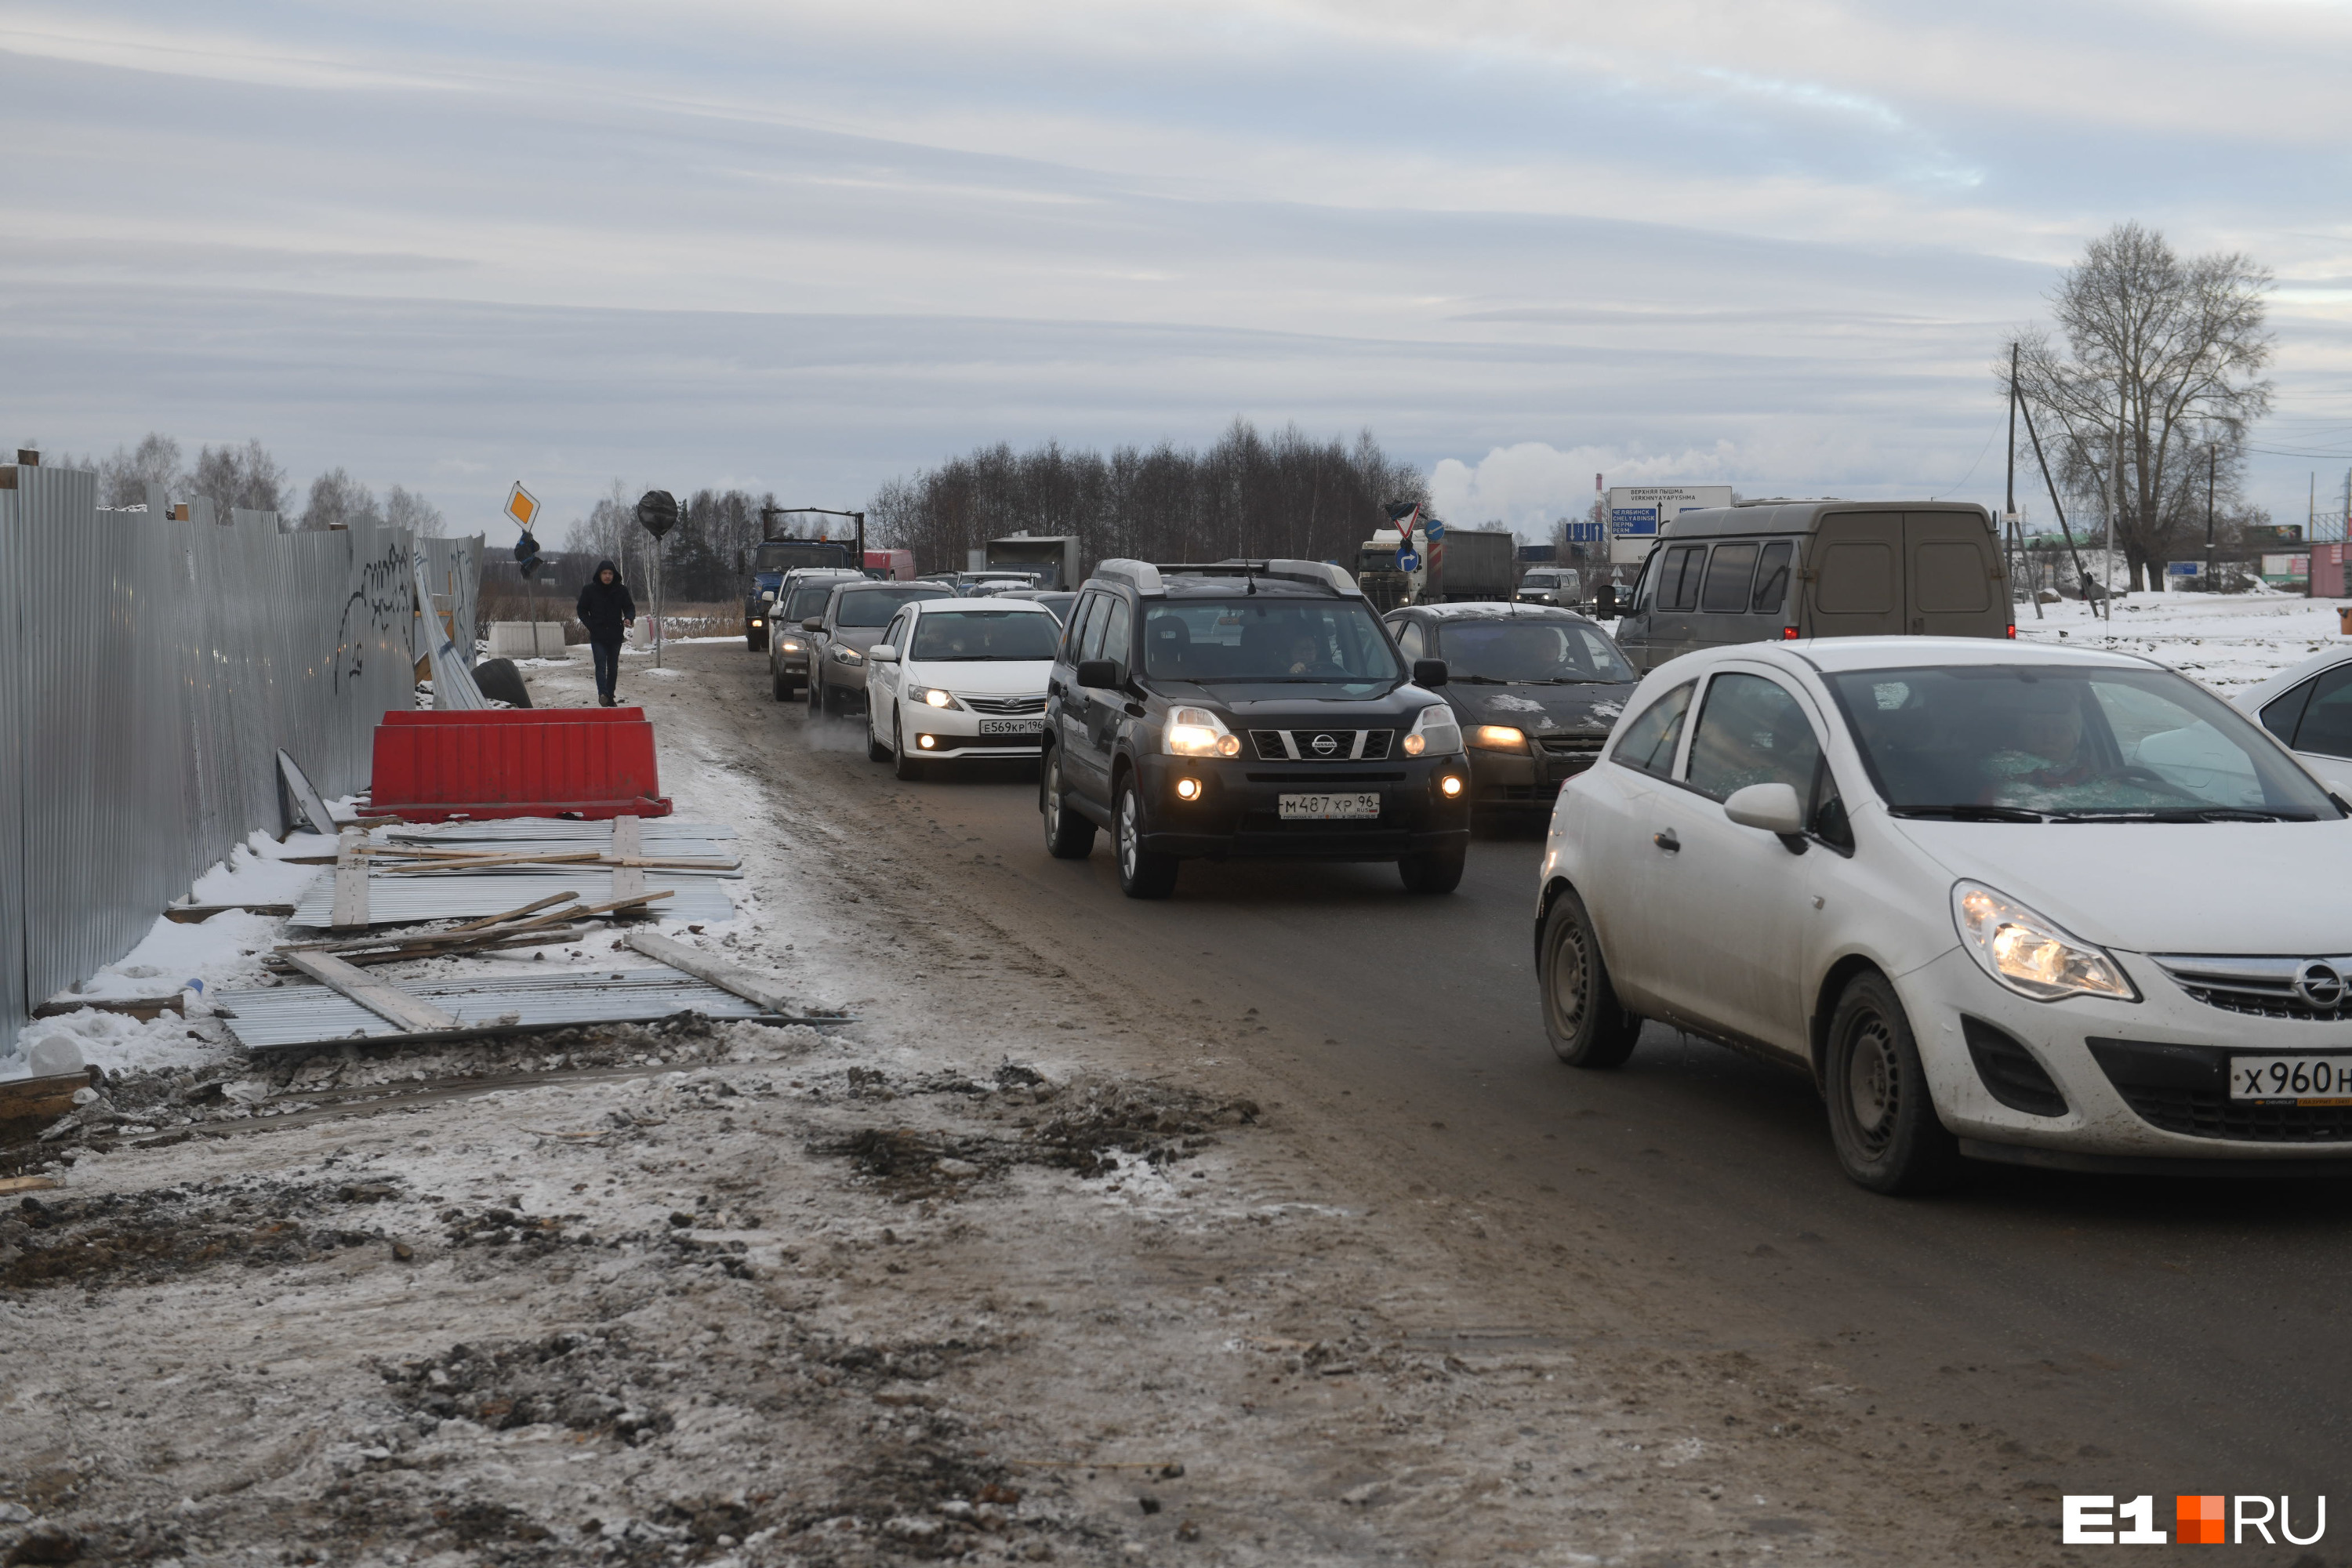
[4, 1, 2350, 541]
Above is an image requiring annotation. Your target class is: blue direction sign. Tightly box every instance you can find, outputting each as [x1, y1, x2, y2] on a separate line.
[1422, 519, 1446, 542]
[1396, 549, 1421, 572]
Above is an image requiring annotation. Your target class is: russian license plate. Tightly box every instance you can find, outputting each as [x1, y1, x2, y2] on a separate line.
[2230, 1054, 2352, 1103]
[1279, 792, 1380, 821]
[978, 717, 1044, 735]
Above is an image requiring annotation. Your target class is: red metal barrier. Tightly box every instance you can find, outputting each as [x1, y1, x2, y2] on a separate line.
[369, 706, 673, 821]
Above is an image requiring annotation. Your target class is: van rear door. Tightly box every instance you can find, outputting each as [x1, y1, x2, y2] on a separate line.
[1804, 513, 1904, 637]
[1904, 511, 2004, 637]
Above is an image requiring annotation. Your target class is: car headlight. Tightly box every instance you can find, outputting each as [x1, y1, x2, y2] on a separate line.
[1165, 706, 1240, 757]
[1402, 703, 1463, 758]
[779, 639, 801, 653]
[1468, 724, 1530, 753]
[1951, 880, 2138, 1003]
[750, 617, 764, 626]
[833, 645, 864, 666]
[909, 685, 962, 710]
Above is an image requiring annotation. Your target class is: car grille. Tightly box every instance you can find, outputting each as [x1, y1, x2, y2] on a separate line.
[1249, 729, 1395, 762]
[964, 695, 1047, 715]
[1536, 735, 1607, 755]
[2089, 1037, 2352, 1142]
[2151, 953, 2352, 1022]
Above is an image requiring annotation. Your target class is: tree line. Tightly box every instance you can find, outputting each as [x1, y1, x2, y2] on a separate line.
[558, 481, 786, 604]
[2004, 223, 2276, 593]
[868, 420, 1429, 577]
[31, 430, 446, 533]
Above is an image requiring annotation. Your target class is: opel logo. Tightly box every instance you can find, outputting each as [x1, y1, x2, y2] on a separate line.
[2295, 961, 2346, 1011]
[1311, 733, 1339, 756]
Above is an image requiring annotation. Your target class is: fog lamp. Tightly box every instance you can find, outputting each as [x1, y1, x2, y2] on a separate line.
[1439, 775, 1465, 797]
[917, 734, 938, 750]
[1175, 777, 1201, 801]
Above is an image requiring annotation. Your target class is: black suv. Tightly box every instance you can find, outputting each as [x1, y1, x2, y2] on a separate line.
[1039, 559, 1472, 898]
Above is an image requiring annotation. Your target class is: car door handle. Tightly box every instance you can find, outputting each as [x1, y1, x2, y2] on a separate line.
[1653, 829, 1680, 853]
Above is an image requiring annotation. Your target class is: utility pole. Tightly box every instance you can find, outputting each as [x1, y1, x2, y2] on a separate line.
[2205, 448, 2216, 593]
[2017, 396, 2100, 617]
[2006, 343, 2039, 619]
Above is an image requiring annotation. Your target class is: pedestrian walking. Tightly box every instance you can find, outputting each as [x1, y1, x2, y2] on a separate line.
[576, 559, 637, 707]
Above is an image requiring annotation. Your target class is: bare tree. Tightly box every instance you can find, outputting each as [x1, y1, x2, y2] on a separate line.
[2006, 223, 2273, 590]
[96, 433, 183, 507]
[299, 466, 383, 531]
[187, 440, 289, 521]
[383, 484, 445, 533]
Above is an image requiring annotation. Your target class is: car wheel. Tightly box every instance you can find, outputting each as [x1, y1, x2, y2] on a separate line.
[1114, 775, 1178, 898]
[771, 662, 789, 702]
[1824, 971, 1962, 1195]
[866, 705, 891, 763]
[1041, 747, 1095, 859]
[1397, 844, 1466, 894]
[807, 669, 823, 718]
[892, 713, 924, 780]
[1538, 887, 1641, 1068]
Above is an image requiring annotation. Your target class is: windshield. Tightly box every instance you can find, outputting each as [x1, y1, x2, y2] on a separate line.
[837, 586, 949, 627]
[754, 543, 849, 574]
[1441, 621, 1633, 685]
[1142, 600, 1402, 684]
[909, 609, 1061, 661]
[1824, 664, 2340, 820]
[785, 581, 848, 621]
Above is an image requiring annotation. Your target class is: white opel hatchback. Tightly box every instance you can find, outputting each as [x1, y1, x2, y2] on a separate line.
[2232, 647, 2352, 798]
[864, 597, 1063, 779]
[1537, 637, 2352, 1192]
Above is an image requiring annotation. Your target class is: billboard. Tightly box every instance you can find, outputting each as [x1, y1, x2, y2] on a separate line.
[1606, 485, 1733, 564]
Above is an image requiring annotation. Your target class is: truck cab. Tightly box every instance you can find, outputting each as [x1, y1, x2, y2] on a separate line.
[745, 537, 858, 651]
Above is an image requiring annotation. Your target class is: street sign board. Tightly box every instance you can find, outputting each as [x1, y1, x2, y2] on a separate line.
[1396, 550, 1421, 572]
[504, 482, 539, 532]
[636, 490, 679, 539]
[2167, 561, 2200, 576]
[1423, 519, 1445, 542]
[1610, 507, 1659, 536]
[1564, 521, 1603, 543]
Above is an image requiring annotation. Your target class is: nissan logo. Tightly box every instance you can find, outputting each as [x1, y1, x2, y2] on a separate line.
[1311, 733, 1340, 757]
[2296, 961, 2346, 1011]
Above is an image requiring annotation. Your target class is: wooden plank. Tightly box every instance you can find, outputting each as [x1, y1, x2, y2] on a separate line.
[379, 850, 601, 874]
[280, 950, 460, 1033]
[276, 892, 580, 953]
[165, 902, 296, 924]
[34, 994, 183, 1022]
[0, 1069, 97, 1120]
[330, 829, 370, 929]
[624, 931, 794, 1014]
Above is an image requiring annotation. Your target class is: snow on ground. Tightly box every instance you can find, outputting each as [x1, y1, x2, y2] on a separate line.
[2015, 588, 2349, 696]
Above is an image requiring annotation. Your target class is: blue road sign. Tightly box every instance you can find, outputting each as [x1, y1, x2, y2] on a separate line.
[2168, 561, 2201, 575]
[1422, 519, 1446, 542]
[1565, 521, 1603, 543]
[1610, 506, 1659, 535]
[1396, 549, 1421, 572]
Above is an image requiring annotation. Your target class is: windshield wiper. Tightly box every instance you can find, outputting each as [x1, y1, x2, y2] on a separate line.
[1889, 804, 2045, 822]
[2049, 807, 2309, 823]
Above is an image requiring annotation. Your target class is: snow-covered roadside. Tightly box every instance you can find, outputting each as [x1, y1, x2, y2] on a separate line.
[2014, 589, 2349, 695]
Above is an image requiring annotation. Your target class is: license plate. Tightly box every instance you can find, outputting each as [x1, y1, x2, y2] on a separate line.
[2230, 1054, 2352, 1103]
[978, 717, 1044, 735]
[1279, 792, 1380, 821]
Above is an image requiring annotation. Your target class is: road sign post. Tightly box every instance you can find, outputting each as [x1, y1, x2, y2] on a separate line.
[506, 483, 545, 658]
[636, 490, 680, 671]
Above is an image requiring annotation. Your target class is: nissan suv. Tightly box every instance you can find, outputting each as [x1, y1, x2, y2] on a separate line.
[1039, 559, 1472, 898]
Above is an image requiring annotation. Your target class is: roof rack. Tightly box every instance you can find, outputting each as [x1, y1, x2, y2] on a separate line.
[1090, 559, 1165, 595]
[1153, 559, 1357, 595]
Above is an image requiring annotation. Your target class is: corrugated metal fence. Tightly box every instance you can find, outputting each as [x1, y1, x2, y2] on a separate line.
[0, 463, 481, 1052]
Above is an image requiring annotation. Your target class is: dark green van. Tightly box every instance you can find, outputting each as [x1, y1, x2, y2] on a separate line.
[1612, 500, 2011, 673]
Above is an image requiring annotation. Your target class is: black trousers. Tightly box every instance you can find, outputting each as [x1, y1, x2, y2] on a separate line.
[590, 637, 622, 699]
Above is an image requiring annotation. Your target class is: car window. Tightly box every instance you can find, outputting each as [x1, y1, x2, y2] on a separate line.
[1061, 593, 1098, 661]
[909, 609, 1062, 661]
[1699, 543, 1759, 614]
[786, 579, 849, 622]
[1686, 672, 1823, 800]
[1439, 621, 1635, 684]
[2261, 676, 2316, 744]
[1660, 546, 1704, 612]
[1825, 664, 2337, 817]
[1751, 542, 1795, 615]
[1628, 550, 1659, 614]
[1394, 621, 1426, 661]
[1099, 599, 1134, 681]
[1077, 594, 1113, 662]
[883, 610, 909, 649]
[1611, 683, 1694, 779]
[2292, 664, 2352, 760]
[837, 586, 949, 627]
[1140, 600, 1402, 684]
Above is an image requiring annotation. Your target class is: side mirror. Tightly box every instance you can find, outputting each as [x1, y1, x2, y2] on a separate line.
[1074, 659, 1118, 688]
[762, 590, 777, 602]
[801, 616, 824, 633]
[1595, 585, 1620, 618]
[1724, 781, 1806, 837]
[869, 644, 898, 663]
[1412, 658, 1449, 688]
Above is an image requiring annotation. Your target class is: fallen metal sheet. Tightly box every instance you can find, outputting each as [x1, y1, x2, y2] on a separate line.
[287, 871, 735, 929]
[214, 967, 778, 1051]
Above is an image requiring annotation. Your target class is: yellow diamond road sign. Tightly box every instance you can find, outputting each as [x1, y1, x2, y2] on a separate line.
[504, 482, 539, 533]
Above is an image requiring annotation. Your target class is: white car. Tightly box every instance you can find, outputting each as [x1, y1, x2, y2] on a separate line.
[2232, 648, 2352, 798]
[1537, 636, 2352, 1193]
[863, 597, 1064, 779]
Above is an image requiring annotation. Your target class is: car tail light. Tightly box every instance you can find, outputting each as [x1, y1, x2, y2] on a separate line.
[2005, 623, 2017, 639]
[1780, 626, 1799, 640]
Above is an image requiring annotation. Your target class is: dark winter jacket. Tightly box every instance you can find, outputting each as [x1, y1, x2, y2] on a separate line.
[576, 562, 637, 642]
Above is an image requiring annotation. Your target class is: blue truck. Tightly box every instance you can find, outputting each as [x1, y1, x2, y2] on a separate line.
[745, 536, 860, 651]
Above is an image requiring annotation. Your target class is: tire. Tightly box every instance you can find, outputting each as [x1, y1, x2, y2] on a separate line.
[1398, 844, 1466, 894]
[1041, 747, 1095, 859]
[807, 669, 823, 718]
[866, 706, 891, 763]
[1824, 971, 1962, 1195]
[772, 662, 789, 703]
[1114, 775, 1178, 898]
[891, 713, 924, 780]
[747, 630, 766, 652]
[1538, 887, 1642, 1068]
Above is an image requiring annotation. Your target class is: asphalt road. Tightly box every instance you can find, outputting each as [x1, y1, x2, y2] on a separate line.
[717, 643, 2352, 1515]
